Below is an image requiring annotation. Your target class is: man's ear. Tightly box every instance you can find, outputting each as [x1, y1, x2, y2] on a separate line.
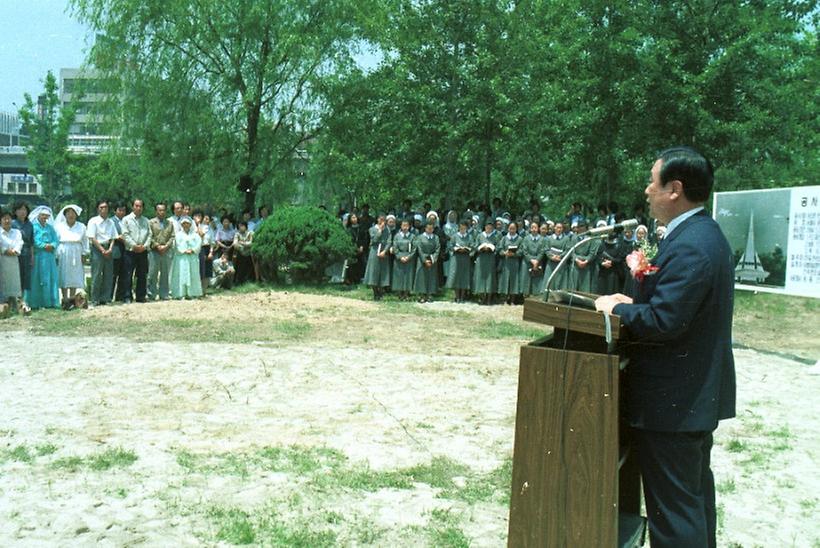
[670, 179, 684, 199]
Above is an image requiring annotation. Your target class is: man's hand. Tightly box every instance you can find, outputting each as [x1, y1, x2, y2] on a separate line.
[595, 293, 633, 315]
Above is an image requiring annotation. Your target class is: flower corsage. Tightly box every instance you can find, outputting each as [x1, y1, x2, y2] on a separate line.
[626, 243, 659, 282]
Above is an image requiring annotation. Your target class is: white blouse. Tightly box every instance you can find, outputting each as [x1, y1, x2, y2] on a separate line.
[0, 227, 23, 254]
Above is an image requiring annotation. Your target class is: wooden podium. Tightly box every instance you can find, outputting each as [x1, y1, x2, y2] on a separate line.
[507, 297, 646, 547]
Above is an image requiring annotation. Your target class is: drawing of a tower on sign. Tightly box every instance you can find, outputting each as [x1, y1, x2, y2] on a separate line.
[735, 210, 770, 283]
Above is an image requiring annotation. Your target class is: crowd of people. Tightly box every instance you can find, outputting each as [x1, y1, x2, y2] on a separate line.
[340, 198, 664, 304]
[0, 200, 270, 315]
[0, 194, 664, 314]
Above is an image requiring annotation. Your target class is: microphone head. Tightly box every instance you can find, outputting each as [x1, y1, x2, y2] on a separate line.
[621, 218, 639, 230]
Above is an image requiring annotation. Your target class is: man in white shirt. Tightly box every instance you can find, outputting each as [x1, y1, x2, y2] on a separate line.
[86, 200, 118, 305]
[121, 199, 152, 303]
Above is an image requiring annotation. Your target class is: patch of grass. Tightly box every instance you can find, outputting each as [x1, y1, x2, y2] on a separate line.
[799, 497, 817, 511]
[770, 425, 792, 439]
[445, 456, 513, 505]
[50, 448, 137, 472]
[777, 478, 796, 489]
[768, 425, 793, 451]
[266, 521, 337, 547]
[210, 507, 255, 545]
[87, 448, 138, 471]
[747, 420, 765, 433]
[476, 319, 545, 340]
[351, 518, 386, 544]
[177, 445, 510, 508]
[4, 445, 33, 463]
[716, 478, 736, 494]
[428, 508, 470, 548]
[176, 449, 252, 477]
[330, 464, 415, 491]
[35, 443, 58, 456]
[230, 282, 267, 295]
[322, 511, 343, 525]
[50, 456, 84, 472]
[741, 451, 768, 468]
[726, 439, 747, 453]
[208, 505, 337, 547]
[9, 309, 87, 336]
[257, 445, 346, 474]
[407, 456, 470, 489]
[176, 450, 199, 471]
[271, 320, 312, 339]
[177, 445, 347, 479]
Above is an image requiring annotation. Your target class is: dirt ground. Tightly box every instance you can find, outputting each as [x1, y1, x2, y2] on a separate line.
[0, 291, 818, 547]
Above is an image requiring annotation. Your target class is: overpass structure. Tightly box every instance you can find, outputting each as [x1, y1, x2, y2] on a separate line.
[0, 146, 29, 174]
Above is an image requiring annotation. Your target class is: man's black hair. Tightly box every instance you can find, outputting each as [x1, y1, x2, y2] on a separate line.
[657, 146, 714, 203]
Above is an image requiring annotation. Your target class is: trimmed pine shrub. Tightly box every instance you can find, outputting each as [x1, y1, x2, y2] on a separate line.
[252, 206, 354, 283]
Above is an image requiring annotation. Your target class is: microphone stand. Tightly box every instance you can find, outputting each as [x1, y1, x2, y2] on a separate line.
[542, 233, 608, 301]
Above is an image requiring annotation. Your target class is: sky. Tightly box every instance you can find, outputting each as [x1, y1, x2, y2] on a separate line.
[0, 0, 92, 115]
[0, 1, 381, 120]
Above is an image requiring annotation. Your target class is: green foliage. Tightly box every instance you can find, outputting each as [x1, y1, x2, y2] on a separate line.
[18, 71, 75, 204]
[252, 206, 354, 282]
[759, 248, 787, 287]
[71, 0, 374, 210]
[318, 0, 818, 214]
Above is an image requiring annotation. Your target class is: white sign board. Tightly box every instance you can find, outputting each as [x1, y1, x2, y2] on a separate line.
[714, 185, 819, 299]
[786, 186, 820, 297]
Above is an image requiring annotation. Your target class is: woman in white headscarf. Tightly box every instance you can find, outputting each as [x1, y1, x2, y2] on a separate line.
[54, 204, 89, 306]
[28, 205, 60, 309]
[171, 216, 203, 299]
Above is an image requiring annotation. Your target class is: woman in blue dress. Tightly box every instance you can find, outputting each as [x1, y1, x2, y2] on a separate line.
[28, 206, 60, 309]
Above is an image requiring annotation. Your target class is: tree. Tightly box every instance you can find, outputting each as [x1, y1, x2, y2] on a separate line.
[318, 0, 514, 209]
[71, 0, 370, 210]
[316, 0, 817, 217]
[18, 71, 75, 204]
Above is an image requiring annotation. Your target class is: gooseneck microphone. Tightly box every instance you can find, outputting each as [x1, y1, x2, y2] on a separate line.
[586, 218, 639, 237]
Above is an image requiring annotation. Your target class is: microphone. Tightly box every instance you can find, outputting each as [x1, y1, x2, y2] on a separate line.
[586, 218, 639, 237]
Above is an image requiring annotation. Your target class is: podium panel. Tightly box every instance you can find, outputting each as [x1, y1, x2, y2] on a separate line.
[508, 342, 619, 547]
[508, 299, 645, 547]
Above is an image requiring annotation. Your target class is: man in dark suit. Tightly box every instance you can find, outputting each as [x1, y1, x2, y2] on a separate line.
[595, 146, 736, 548]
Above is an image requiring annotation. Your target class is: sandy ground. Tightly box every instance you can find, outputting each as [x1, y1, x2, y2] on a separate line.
[0, 292, 818, 547]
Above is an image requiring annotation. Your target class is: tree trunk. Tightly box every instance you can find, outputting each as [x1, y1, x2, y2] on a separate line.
[484, 129, 492, 206]
[240, 99, 263, 212]
[240, 173, 256, 211]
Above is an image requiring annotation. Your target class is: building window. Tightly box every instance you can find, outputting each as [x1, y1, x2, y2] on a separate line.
[17, 182, 27, 193]
[6, 183, 14, 193]
[29, 183, 38, 194]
